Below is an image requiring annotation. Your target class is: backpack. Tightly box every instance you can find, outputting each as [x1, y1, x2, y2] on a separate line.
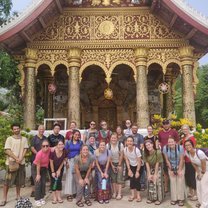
[108, 141, 122, 152]
[15, 198, 32, 208]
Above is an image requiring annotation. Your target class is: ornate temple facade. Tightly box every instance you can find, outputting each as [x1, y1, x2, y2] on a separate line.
[1, 0, 208, 129]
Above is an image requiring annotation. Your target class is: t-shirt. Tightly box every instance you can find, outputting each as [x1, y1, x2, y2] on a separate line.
[163, 145, 184, 168]
[74, 155, 94, 172]
[47, 133, 65, 147]
[65, 140, 83, 159]
[132, 133, 144, 149]
[124, 128, 132, 137]
[31, 135, 47, 162]
[158, 129, 179, 150]
[49, 149, 67, 171]
[4, 136, 29, 165]
[124, 146, 141, 167]
[33, 149, 51, 168]
[186, 149, 208, 171]
[95, 149, 111, 166]
[106, 142, 124, 163]
[144, 150, 163, 167]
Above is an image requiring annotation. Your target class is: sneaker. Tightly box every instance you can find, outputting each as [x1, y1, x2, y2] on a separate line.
[35, 200, 42, 207]
[40, 199, 46, 205]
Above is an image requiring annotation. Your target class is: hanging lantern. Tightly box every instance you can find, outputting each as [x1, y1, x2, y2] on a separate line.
[48, 83, 57, 94]
[158, 82, 169, 94]
[104, 87, 113, 100]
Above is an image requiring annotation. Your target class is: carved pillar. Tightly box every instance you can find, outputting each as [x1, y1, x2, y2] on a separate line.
[67, 48, 82, 128]
[134, 48, 149, 128]
[179, 46, 196, 127]
[164, 74, 173, 118]
[24, 48, 38, 129]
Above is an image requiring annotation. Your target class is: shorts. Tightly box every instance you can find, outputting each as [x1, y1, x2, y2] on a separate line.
[4, 164, 25, 187]
[110, 162, 124, 184]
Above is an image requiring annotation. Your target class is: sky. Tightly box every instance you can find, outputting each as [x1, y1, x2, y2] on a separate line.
[11, 0, 208, 66]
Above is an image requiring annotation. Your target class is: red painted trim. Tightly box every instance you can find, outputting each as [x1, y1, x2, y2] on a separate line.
[0, 0, 54, 42]
[162, 0, 208, 35]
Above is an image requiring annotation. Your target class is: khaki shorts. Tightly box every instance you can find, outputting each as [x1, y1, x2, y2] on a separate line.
[110, 162, 124, 184]
[4, 164, 25, 187]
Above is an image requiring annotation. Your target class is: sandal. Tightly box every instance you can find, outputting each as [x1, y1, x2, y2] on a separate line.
[52, 201, 57, 204]
[116, 195, 122, 200]
[98, 200, 104, 204]
[128, 196, 134, 202]
[155, 201, 161, 205]
[0, 201, 6, 207]
[190, 195, 198, 201]
[146, 200, 152, 204]
[178, 201, 184, 206]
[171, 201, 177, 205]
[136, 198, 142, 202]
[67, 195, 73, 202]
[58, 199, 64, 203]
[104, 200, 109, 204]
[76, 201, 84, 207]
[85, 200, 92, 206]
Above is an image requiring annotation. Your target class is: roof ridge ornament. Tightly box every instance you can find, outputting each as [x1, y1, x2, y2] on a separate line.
[171, 0, 208, 28]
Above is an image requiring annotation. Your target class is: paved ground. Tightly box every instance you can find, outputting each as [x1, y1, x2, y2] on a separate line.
[0, 182, 196, 208]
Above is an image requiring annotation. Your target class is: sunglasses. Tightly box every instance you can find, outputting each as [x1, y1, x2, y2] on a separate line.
[90, 123, 96, 125]
[101, 123, 107, 126]
[42, 145, 49, 148]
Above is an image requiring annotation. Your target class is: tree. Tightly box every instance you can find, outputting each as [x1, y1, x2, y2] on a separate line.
[0, 0, 12, 25]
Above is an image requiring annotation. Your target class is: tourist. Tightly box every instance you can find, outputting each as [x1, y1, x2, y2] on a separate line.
[124, 136, 142, 202]
[181, 124, 197, 201]
[30, 125, 46, 197]
[144, 125, 159, 150]
[49, 140, 67, 204]
[64, 129, 83, 202]
[106, 133, 124, 200]
[144, 139, 164, 205]
[95, 140, 111, 204]
[97, 120, 112, 144]
[88, 136, 97, 155]
[131, 124, 145, 190]
[185, 139, 208, 208]
[158, 119, 179, 192]
[123, 119, 132, 137]
[163, 137, 185, 206]
[31, 139, 51, 207]
[65, 121, 77, 141]
[74, 145, 94, 207]
[116, 126, 126, 145]
[83, 121, 98, 144]
[0, 124, 29, 207]
[47, 123, 65, 147]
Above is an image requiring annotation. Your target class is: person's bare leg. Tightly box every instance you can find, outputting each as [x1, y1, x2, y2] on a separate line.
[2, 185, 9, 202]
[112, 183, 117, 198]
[16, 186, 21, 199]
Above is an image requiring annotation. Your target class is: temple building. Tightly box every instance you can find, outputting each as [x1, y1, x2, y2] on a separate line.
[0, 0, 208, 129]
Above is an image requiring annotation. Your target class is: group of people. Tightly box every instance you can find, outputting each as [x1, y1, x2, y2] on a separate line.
[0, 119, 208, 208]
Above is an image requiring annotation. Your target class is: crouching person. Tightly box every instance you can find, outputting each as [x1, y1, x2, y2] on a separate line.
[74, 145, 94, 207]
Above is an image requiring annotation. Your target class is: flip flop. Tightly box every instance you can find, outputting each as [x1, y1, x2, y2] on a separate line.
[52, 201, 57, 204]
[128, 196, 134, 202]
[136, 198, 142, 202]
[58, 200, 64, 203]
[0, 201, 6, 207]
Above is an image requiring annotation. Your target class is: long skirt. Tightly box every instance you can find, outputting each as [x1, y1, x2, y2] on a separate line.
[147, 165, 164, 202]
[196, 171, 208, 208]
[95, 165, 110, 201]
[185, 162, 196, 189]
[64, 158, 76, 195]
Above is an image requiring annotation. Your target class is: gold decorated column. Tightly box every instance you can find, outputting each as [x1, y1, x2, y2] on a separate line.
[180, 46, 196, 127]
[67, 48, 82, 128]
[24, 48, 38, 129]
[134, 48, 149, 128]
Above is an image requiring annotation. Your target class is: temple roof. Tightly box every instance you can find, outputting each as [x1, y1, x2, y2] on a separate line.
[0, 0, 208, 55]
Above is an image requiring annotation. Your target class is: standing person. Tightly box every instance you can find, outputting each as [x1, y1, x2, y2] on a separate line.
[144, 140, 164, 205]
[88, 136, 97, 155]
[49, 140, 67, 204]
[97, 120, 112, 144]
[30, 125, 46, 197]
[65, 121, 77, 141]
[185, 140, 208, 208]
[131, 124, 145, 190]
[106, 133, 124, 200]
[163, 137, 186, 206]
[124, 119, 132, 137]
[181, 124, 197, 201]
[74, 145, 94, 207]
[144, 125, 159, 150]
[0, 124, 29, 207]
[47, 123, 65, 147]
[83, 121, 98, 145]
[124, 136, 142, 202]
[64, 129, 83, 202]
[31, 139, 51, 207]
[158, 119, 179, 192]
[95, 140, 111, 204]
[116, 126, 126, 145]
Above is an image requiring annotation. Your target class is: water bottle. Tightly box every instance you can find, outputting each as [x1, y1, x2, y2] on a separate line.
[84, 183, 88, 198]
[52, 177, 58, 191]
[101, 178, 107, 190]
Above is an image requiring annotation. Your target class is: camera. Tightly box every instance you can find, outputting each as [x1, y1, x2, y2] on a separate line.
[171, 167, 178, 175]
